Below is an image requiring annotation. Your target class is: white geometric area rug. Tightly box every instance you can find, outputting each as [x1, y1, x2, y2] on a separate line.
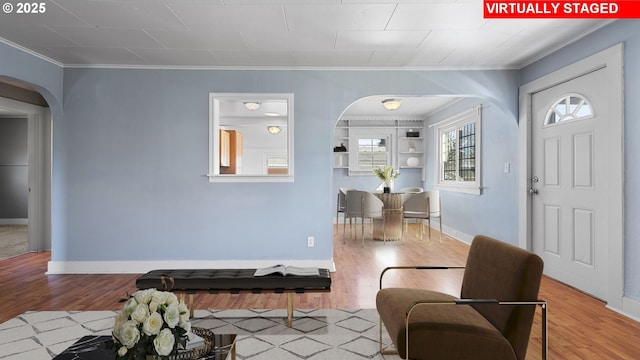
[0, 309, 403, 360]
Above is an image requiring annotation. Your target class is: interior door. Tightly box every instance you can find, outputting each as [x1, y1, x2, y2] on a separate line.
[530, 68, 609, 300]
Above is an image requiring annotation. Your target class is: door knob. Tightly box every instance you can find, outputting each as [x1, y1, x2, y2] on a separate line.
[529, 187, 539, 195]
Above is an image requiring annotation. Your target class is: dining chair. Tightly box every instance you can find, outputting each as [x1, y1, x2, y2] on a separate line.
[398, 187, 423, 193]
[398, 187, 424, 203]
[336, 187, 352, 226]
[343, 190, 364, 243]
[402, 190, 443, 243]
[344, 190, 385, 246]
[402, 192, 429, 241]
[425, 190, 443, 243]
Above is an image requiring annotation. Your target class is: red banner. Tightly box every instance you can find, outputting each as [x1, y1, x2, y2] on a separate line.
[484, 1, 640, 18]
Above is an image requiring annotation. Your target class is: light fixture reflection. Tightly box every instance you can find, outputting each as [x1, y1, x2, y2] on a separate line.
[382, 98, 402, 110]
[267, 126, 281, 135]
[243, 102, 261, 111]
[375, 247, 398, 267]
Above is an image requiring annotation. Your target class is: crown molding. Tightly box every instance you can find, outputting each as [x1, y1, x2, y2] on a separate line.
[61, 63, 519, 71]
[0, 36, 518, 72]
[0, 37, 63, 68]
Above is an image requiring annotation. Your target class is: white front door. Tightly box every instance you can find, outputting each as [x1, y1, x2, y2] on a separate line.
[530, 67, 611, 300]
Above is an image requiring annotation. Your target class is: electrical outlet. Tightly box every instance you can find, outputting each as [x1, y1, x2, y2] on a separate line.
[307, 236, 314, 247]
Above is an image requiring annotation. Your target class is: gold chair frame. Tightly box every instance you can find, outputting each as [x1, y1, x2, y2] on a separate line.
[378, 266, 547, 360]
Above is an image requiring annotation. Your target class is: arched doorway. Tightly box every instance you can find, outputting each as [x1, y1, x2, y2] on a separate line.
[331, 95, 462, 224]
[0, 79, 52, 256]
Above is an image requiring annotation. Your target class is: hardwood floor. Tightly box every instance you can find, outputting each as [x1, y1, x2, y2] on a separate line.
[2, 225, 639, 359]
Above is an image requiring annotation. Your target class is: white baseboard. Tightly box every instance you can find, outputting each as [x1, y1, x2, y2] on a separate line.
[439, 224, 474, 245]
[607, 296, 640, 322]
[46, 258, 336, 275]
[0, 218, 28, 225]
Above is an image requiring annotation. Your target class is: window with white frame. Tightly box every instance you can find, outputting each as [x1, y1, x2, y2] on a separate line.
[434, 106, 481, 195]
[357, 138, 388, 169]
[348, 128, 393, 175]
[545, 93, 593, 125]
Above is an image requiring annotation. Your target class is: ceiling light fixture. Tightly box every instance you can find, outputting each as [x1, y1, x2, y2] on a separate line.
[267, 126, 281, 135]
[264, 112, 279, 117]
[243, 102, 261, 111]
[382, 98, 402, 111]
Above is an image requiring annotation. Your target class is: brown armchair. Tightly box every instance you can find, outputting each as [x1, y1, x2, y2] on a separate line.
[376, 235, 547, 360]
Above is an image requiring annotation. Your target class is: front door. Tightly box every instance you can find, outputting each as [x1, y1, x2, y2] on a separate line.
[530, 67, 611, 300]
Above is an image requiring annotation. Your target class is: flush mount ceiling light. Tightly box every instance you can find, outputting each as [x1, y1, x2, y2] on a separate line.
[267, 126, 281, 135]
[243, 101, 261, 111]
[264, 112, 280, 117]
[382, 98, 402, 110]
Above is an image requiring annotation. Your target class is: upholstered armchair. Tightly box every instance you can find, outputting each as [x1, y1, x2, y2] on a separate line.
[376, 235, 546, 360]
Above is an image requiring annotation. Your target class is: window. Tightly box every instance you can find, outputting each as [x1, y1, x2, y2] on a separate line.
[434, 106, 481, 195]
[208, 93, 294, 183]
[545, 94, 593, 125]
[348, 128, 393, 175]
[358, 138, 388, 169]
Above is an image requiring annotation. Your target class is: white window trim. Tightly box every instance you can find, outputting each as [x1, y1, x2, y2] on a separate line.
[207, 93, 294, 183]
[544, 92, 594, 127]
[432, 106, 482, 195]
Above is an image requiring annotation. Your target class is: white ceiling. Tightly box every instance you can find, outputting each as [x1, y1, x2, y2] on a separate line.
[0, 0, 609, 69]
[341, 95, 460, 120]
[0, 1, 612, 118]
[219, 98, 288, 126]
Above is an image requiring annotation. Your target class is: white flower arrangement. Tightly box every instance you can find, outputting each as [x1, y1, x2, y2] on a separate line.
[110, 289, 191, 359]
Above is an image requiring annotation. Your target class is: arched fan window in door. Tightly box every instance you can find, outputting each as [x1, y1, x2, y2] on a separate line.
[545, 94, 594, 125]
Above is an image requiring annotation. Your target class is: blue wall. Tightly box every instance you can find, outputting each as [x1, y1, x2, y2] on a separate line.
[52, 69, 517, 263]
[522, 20, 640, 303]
[2, 20, 637, 305]
[423, 97, 519, 243]
[0, 41, 63, 115]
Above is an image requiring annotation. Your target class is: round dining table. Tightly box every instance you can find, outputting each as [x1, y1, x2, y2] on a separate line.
[373, 192, 403, 241]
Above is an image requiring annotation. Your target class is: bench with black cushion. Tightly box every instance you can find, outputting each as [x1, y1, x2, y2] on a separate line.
[136, 268, 331, 327]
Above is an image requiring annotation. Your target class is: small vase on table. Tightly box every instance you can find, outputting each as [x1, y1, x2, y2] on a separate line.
[383, 181, 391, 193]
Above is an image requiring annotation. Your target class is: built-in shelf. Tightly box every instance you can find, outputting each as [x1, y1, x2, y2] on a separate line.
[333, 119, 425, 180]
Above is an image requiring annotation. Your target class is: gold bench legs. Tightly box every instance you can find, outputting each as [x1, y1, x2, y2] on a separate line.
[181, 291, 297, 328]
[287, 293, 294, 327]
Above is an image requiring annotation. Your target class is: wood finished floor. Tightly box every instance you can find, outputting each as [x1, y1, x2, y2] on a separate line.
[1, 225, 640, 359]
